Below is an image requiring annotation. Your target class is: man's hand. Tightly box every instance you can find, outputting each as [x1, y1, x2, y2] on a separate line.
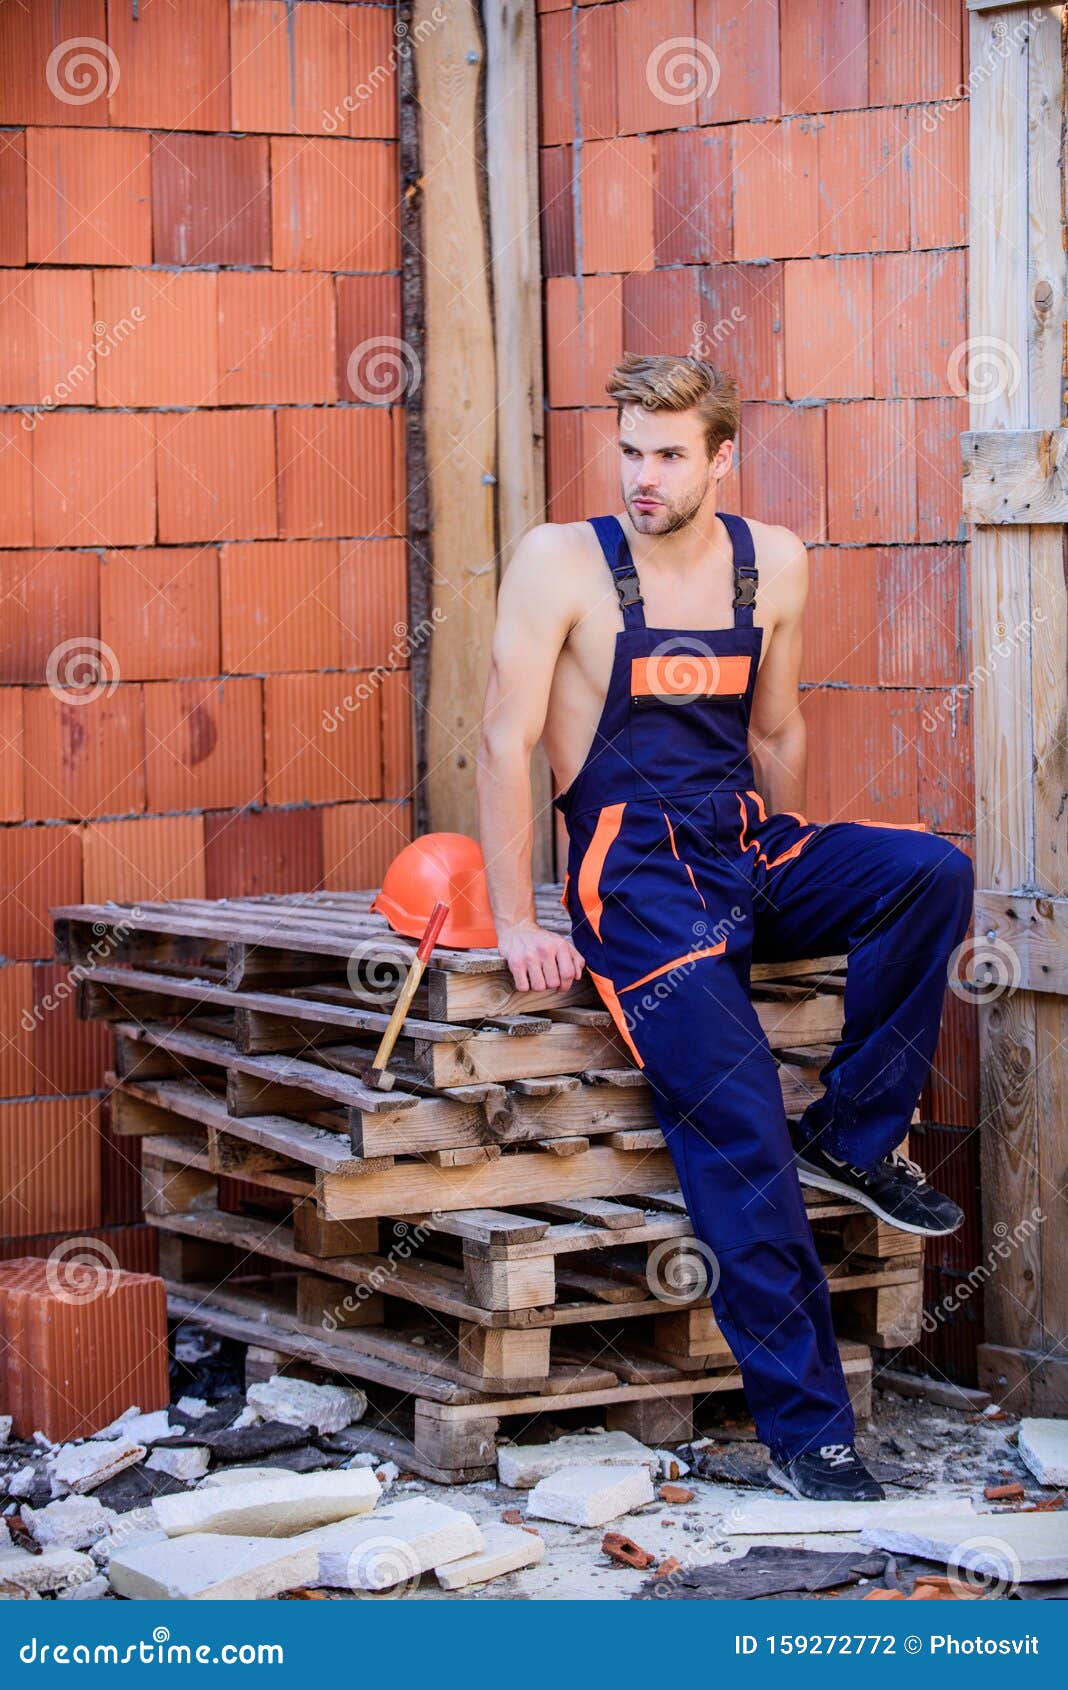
[497, 920, 586, 993]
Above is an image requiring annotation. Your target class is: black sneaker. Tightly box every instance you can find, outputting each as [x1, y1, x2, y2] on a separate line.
[793, 1141, 964, 1237]
[767, 1442, 886, 1502]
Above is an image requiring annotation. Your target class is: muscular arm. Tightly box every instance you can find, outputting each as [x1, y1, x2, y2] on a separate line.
[747, 530, 809, 816]
[476, 525, 586, 992]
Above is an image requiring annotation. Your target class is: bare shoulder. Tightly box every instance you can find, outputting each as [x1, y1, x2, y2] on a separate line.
[747, 519, 808, 616]
[499, 520, 604, 625]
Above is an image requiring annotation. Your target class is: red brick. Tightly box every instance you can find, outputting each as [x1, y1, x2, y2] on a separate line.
[265, 673, 382, 805]
[540, 147, 576, 276]
[616, 0, 698, 134]
[152, 133, 270, 267]
[653, 128, 731, 266]
[336, 275, 401, 402]
[803, 687, 922, 825]
[577, 4, 618, 140]
[0, 1, 108, 126]
[546, 277, 623, 408]
[781, 0, 868, 114]
[221, 541, 341, 672]
[106, 0, 229, 130]
[877, 544, 968, 690]
[695, 0, 780, 123]
[32, 411, 155, 547]
[580, 139, 655, 274]
[271, 138, 399, 271]
[784, 257, 872, 399]
[22, 687, 146, 821]
[0, 414, 34, 546]
[545, 410, 585, 522]
[817, 109, 909, 254]
[869, 0, 963, 107]
[204, 806, 325, 899]
[0, 550, 100, 684]
[101, 546, 220, 681]
[827, 400, 916, 543]
[916, 396, 968, 543]
[0, 965, 34, 1097]
[94, 269, 218, 407]
[277, 408, 395, 538]
[338, 538, 408, 669]
[918, 693, 973, 836]
[739, 403, 826, 544]
[0, 131, 26, 265]
[622, 268, 702, 358]
[99, 1098, 143, 1227]
[800, 546, 880, 688]
[33, 270, 98, 410]
[873, 251, 967, 398]
[0, 824, 82, 960]
[0, 688, 22, 821]
[381, 669, 413, 795]
[322, 801, 413, 891]
[909, 103, 967, 250]
[144, 678, 264, 811]
[698, 262, 786, 400]
[82, 815, 207, 902]
[231, 0, 353, 134]
[219, 271, 336, 405]
[347, 4, 400, 140]
[156, 410, 277, 543]
[26, 129, 151, 265]
[538, 11, 574, 147]
[391, 405, 406, 534]
[0, 1224, 158, 1275]
[733, 119, 819, 260]
[30, 961, 111, 1097]
[0, 1098, 101, 1241]
[581, 410, 622, 515]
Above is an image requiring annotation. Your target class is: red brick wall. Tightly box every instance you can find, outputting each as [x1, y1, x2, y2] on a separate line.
[0, 0, 412, 1235]
[537, 0, 980, 1371]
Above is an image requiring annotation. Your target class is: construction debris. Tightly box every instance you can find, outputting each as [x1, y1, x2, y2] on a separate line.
[1017, 1418, 1068, 1487]
[312, 1498, 483, 1590]
[859, 1508, 1068, 1583]
[109, 1531, 320, 1601]
[244, 1378, 367, 1435]
[498, 1430, 656, 1489]
[50, 1438, 147, 1497]
[434, 1523, 544, 1590]
[721, 1495, 977, 1537]
[526, 1463, 654, 1527]
[22, 1496, 116, 1551]
[0, 1546, 98, 1597]
[602, 1531, 656, 1569]
[636, 1544, 891, 1600]
[146, 1447, 210, 1482]
[152, 1469, 380, 1539]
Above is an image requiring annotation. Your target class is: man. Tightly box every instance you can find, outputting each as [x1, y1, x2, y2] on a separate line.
[476, 352, 975, 1501]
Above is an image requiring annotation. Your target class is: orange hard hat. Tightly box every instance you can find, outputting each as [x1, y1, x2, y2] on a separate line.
[371, 833, 498, 949]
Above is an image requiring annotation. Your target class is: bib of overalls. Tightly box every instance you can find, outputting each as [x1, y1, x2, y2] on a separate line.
[552, 512, 763, 822]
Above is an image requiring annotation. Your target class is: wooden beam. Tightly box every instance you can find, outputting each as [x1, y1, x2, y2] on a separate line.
[973, 892, 1068, 994]
[962, 428, 1068, 522]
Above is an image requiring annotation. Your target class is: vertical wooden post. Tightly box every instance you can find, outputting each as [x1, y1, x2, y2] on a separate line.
[965, 1, 1068, 1411]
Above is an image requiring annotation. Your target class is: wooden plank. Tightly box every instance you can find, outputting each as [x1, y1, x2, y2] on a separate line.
[972, 891, 1068, 993]
[962, 428, 1068, 523]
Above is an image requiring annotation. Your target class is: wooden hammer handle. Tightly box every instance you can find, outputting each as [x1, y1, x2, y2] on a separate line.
[369, 900, 449, 1072]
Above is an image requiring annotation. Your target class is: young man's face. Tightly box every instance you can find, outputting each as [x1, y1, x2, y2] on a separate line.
[618, 403, 729, 535]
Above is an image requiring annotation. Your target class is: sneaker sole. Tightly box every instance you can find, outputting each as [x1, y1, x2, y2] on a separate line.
[766, 1461, 885, 1504]
[794, 1161, 964, 1237]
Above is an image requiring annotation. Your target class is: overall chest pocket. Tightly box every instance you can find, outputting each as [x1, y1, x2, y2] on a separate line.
[629, 653, 752, 705]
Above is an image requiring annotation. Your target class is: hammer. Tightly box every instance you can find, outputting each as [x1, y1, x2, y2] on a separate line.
[360, 899, 450, 1090]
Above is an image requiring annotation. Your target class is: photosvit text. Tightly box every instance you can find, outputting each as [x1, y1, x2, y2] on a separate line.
[734, 1634, 1039, 1655]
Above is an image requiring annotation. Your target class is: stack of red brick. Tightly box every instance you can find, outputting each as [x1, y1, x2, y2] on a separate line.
[0, 1257, 169, 1441]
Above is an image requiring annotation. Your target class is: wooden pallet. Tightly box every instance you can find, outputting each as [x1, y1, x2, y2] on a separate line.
[161, 1275, 875, 1481]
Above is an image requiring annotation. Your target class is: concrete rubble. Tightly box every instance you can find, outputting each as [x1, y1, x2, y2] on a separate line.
[1017, 1418, 1068, 1487]
[145, 1446, 210, 1482]
[435, 1523, 545, 1590]
[498, 1430, 657, 1489]
[50, 1438, 147, 1497]
[152, 1469, 381, 1538]
[23, 1496, 116, 1550]
[244, 1377, 367, 1434]
[859, 1508, 1068, 1583]
[526, 1463, 656, 1527]
[311, 1498, 483, 1590]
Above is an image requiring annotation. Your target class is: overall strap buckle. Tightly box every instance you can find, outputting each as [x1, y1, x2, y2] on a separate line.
[733, 566, 758, 608]
[615, 571, 644, 609]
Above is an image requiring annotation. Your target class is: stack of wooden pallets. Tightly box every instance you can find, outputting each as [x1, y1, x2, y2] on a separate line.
[52, 889, 924, 1482]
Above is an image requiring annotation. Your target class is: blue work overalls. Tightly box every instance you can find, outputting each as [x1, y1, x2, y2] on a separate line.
[554, 513, 975, 1462]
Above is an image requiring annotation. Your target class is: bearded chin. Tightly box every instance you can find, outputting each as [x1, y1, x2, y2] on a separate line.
[635, 483, 707, 534]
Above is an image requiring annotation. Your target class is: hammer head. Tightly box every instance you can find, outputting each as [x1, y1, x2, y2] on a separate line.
[363, 1066, 396, 1092]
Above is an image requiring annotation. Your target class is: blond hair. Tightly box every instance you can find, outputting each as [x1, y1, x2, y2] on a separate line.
[605, 352, 740, 459]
